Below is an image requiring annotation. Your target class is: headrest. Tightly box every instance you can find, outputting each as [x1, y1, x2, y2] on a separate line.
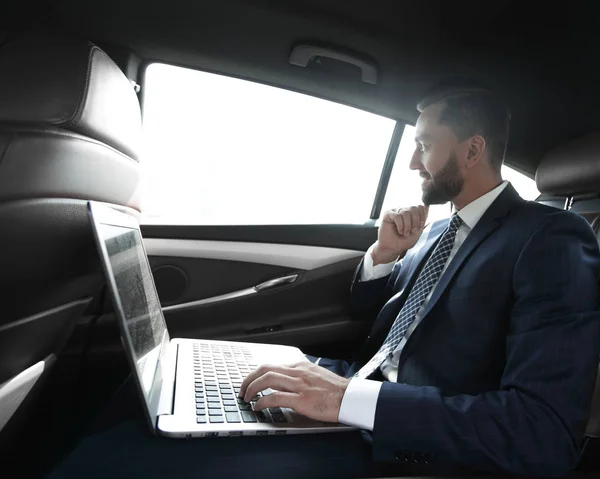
[536, 131, 600, 197]
[0, 33, 141, 160]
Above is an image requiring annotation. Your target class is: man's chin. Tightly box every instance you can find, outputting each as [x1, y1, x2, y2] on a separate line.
[422, 189, 450, 206]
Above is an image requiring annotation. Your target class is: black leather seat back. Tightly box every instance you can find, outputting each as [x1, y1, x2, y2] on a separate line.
[580, 214, 600, 438]
[0, 32, 141, 386]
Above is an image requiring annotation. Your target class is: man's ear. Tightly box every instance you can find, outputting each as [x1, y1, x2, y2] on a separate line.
[465, 135, 486, 167]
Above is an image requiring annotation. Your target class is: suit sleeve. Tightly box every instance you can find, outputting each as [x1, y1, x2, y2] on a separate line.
[371, 212, 600, 477]
[350, 253, 403, 320]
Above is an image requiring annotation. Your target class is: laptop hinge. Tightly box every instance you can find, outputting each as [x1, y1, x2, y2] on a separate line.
[157, 342, 177, 416]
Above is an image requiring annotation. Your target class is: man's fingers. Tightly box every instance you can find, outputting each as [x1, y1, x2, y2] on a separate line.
[288, 360, 311, 368]
[393, 211, 411, 236]
[239, 364, 295, 397]
[409, 207, 421, 234]
[391, 213, 405, 237]
[387, 206, 431, 237]
[419, 205, 427, 228]
[404, 210, 414, 235]
[244, 371, 302, 402]
[253, 391, 298, 412]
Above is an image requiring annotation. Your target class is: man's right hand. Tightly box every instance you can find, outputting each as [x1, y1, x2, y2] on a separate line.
[371, 206, 429, 265]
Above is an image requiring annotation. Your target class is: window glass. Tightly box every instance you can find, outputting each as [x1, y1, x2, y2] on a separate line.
[500, 165, 539, 201]
[140, 63, 396, 225]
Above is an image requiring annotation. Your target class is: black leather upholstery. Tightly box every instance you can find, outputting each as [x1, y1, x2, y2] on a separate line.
[0, 33, 141, 157]
[0, 32, 141, 208]
[585, 216, 600, 439]
[536, 131, 600, 197]
[0, 33, 141, 387]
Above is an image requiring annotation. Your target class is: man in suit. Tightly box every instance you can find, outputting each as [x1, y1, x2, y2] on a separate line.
[239, 84, 600, 476]
[50, 84, 600, 479]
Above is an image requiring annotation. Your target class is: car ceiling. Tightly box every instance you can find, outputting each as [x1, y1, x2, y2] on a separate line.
[3, 0, 600, 176]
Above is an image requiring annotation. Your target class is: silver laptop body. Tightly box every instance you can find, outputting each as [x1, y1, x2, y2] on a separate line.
[88, 201, 353, 438]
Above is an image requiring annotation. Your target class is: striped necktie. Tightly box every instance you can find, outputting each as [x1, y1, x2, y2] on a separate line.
[354, 214, 463, 379]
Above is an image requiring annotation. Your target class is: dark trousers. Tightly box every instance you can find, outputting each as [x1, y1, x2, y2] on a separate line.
[48, 420, 386, 479]
[45, 377, 410, 479]
[46, 374, 482, 479]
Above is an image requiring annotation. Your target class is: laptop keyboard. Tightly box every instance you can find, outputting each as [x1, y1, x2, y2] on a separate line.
[193, 343, 288, 425]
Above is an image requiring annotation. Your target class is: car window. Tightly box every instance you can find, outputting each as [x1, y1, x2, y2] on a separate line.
[500, 164, 539, 201]
[141, 63, 396, 225]
[380, 125, 540, 225]
[141, 65, 539, 226]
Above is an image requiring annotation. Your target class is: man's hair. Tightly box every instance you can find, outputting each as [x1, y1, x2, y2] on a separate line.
[417, 82, 511, 171]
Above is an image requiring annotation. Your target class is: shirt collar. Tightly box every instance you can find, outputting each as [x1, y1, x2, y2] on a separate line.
[456, 180, 509, 230]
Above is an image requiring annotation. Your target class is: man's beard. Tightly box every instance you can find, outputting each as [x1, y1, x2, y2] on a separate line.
[421, 151, 464, 206]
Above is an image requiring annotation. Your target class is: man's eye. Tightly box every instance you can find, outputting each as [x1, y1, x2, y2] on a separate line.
[418, 143, 426, 152]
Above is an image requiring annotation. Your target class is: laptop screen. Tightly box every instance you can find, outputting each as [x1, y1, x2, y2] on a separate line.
[97, 222, 168, 405]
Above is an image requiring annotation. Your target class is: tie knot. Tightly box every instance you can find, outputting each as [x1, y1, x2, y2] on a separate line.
[448, 213, 462, 232]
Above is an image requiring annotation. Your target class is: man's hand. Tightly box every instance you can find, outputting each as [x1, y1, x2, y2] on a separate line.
[239, 361, 350, 423]
[372, 205, 429, 265]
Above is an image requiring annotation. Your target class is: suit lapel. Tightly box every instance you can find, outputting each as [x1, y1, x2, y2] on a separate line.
[417, 184, 522, 321]
[394, 184, 524, 371]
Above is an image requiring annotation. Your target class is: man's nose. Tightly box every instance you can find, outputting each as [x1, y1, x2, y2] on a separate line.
[409, 148, 421, 171]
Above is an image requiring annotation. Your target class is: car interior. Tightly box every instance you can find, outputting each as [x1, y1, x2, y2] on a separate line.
[2, 0, 600, 477]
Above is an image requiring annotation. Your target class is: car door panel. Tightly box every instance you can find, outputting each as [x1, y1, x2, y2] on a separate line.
[148, 254, 294, 306]
[141, 225, 378, 357]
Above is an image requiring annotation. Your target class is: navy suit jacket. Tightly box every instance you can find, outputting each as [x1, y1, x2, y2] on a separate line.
[323, 184, 600, 476]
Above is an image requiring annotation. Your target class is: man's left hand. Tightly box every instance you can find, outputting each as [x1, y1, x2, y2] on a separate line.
[239, 361, 350, 423]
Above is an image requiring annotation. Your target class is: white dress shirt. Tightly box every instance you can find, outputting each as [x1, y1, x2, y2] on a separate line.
[338, 181, 509, 430]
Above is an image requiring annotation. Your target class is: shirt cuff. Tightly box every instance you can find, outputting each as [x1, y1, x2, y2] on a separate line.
[338, 378, 382, 431]
[360, 245, 396, 282]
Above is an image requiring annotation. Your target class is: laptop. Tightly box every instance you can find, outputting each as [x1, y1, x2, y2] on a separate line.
[88, 201, 353, 438]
